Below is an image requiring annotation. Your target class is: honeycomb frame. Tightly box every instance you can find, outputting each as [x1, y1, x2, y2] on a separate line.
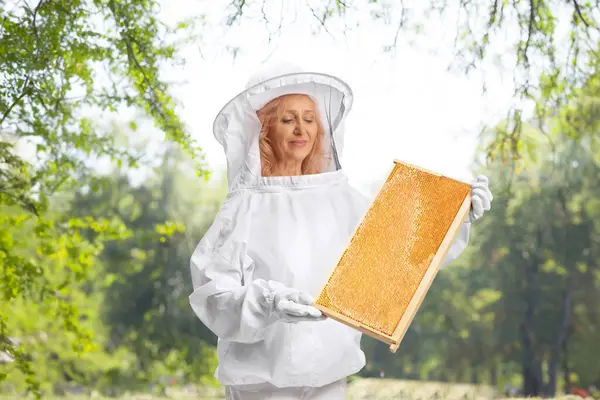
[313, 160, 472, 353]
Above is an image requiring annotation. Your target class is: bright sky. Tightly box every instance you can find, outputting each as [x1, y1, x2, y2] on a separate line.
[157, 0, 518, 196]
[11, 1, 520, 196]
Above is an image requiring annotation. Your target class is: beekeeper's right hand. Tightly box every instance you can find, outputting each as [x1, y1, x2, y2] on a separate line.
[268, 282, 327, 324]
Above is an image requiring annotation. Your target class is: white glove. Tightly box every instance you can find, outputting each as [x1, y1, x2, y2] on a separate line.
[267, 282, 326, 324]
[467, 175, 493, 223]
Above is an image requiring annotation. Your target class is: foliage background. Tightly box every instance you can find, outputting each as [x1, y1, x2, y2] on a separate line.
[1, 0, 599, 398]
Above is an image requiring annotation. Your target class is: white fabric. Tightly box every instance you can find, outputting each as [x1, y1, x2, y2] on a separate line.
[225, 378, 346, 400]
[212, 65, 353, 190]
[270, 282, 327, 323]
[467, 175, 493, 223]
[189, 63, 472, 390]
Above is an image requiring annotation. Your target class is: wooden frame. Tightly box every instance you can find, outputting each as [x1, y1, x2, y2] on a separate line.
[313, 160, 472, 353]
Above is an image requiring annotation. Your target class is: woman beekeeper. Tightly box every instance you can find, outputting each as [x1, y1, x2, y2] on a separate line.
[189, 63, 493, 399]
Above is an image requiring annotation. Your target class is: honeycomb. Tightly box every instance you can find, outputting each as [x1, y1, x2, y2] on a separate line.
[315, 161, 471, 337]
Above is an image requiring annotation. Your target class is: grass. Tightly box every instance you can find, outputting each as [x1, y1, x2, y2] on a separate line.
[346, 378, 592, 399]
[0, 378, 594, 399]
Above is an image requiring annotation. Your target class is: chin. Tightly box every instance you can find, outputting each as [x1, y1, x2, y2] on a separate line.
[286, 147, 311, 160]
[292, 152, 311, 163]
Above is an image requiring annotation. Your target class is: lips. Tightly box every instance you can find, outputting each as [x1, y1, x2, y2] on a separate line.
[290, 140, 308, 146]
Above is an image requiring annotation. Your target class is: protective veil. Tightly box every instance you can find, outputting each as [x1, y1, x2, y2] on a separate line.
[189, 63, 471, 391]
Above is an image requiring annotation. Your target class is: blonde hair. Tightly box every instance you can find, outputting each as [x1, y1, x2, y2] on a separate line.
[257, 95, 327, 177]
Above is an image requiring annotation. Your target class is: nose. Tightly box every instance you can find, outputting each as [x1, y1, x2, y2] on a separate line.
[293, 121, 303, 135]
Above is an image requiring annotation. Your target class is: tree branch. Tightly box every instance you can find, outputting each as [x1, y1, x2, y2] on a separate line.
[572, 0, 591, 28]
[32, 0, 46, 31]
[305, 0, 334, 37]
[1, 0, 48, 127]
[227, 0, 246, 26]
[390, 0, 406, 53]
[523, 0, 535, 69]
[0, 77, 30, 126]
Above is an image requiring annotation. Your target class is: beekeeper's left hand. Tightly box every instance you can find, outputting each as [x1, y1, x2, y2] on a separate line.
[467, 175, 493, 223]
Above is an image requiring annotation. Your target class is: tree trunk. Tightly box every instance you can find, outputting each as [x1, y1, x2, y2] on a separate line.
[471, 368, 479, 384]
[490, 364, 498, 386]
[546, 188, 575, 397]
[521, 229, 543, 396]
[439, 372, 448, 382]
[563, 339, 572, 395]
[521, 329, 543, 396]
[546, 275, 573, 396]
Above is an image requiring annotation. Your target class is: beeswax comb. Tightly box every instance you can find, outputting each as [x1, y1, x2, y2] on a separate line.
[314, 160, 471, 353]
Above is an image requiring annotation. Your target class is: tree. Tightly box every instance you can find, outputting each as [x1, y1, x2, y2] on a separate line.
[3, 0, 599, 395]
[222, 0, 599, 162]
[357, 64, 600, 395]
[1, 0, 206, 395]
[68, 146, 226, 387]
[1, 144, 226, 395]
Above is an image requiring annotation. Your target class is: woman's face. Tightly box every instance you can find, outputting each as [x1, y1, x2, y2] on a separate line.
[269, 94, 318, 165]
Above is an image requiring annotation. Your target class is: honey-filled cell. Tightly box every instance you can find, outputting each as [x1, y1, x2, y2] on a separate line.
[315, 161, 471, 344]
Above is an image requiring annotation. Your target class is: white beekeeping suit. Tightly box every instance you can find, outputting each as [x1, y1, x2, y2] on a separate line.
[188, 63, 471, 396]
